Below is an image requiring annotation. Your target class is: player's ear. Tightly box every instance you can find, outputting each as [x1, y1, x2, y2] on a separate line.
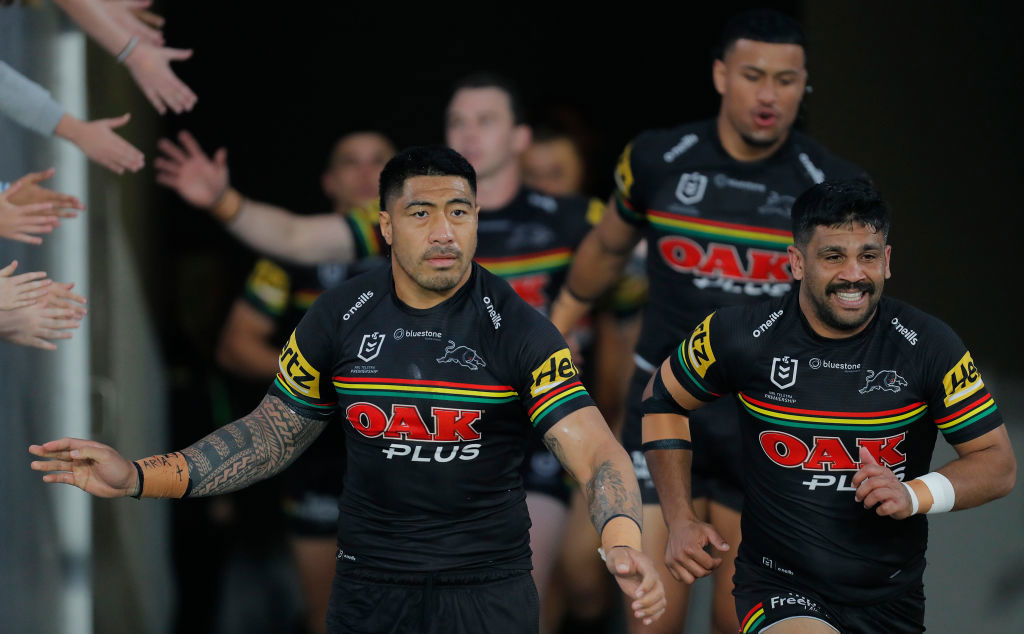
[787, 245, 805, 280]
[883, 244, 892, 279]
[378, 211, 393, 246]
[712, 59, 728, 96]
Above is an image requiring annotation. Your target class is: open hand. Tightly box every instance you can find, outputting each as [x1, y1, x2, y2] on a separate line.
[29, 438, 137, 497]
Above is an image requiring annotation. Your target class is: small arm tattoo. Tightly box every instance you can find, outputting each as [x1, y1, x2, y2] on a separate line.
[543, 434, 642, 532]
[180, 394, 327, 497]
[585, 460, 642, 534]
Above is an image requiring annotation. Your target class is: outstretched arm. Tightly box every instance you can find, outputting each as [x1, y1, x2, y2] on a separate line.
[155, 131, 357, 265]
[29, 394, 327, 498]
[543, 406, 666, 625]
[550, 198, 642, 335]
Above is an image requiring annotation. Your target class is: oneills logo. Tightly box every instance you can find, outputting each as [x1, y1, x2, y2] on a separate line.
[687, 313, 716, 378]
[942, 351, 983, 407]
[279, 331, 321, 398]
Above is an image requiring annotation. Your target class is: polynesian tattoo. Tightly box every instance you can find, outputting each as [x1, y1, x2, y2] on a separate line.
[544, 434, 642, 533]
[180, 394, 327, 497]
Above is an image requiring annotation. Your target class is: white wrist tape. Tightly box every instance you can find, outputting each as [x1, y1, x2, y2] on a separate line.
[917, 472, 955, 514]
[902, 482, 920, 515]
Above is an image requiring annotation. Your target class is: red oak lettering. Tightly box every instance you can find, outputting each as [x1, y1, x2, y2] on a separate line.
[346, 402, 483, 442]
[761, 430, 909, 470]
[658, 236, 792, 282]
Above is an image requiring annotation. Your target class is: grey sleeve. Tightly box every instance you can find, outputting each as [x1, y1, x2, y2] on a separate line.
[0, 61, 65, 136]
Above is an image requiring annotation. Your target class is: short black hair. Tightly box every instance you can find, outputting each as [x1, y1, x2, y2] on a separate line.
[448, 72, 527, 125]
[791, 178, 890, 247]
[378, 146, 476, 211]
[715, 9, 806, 60]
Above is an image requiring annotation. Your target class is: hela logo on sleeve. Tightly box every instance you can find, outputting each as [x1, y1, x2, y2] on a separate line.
[530, 348, 578, 397]
[279, 331, 321, 398]
[942, 351, 983, 407]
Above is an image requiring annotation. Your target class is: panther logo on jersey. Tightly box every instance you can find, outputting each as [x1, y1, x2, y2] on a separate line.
[436, 340, 486, 370]
[859, 370, 908, 394]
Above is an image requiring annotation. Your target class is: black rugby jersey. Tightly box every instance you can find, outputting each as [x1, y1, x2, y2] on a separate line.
[667, 289, 1003, 603]
[268, 263, 596, 571]
[614, 119, 866, 368]
[475, 187, 602, 315]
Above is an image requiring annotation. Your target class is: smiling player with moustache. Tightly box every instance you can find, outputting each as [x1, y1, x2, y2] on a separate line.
[641, 179, 1014, 633]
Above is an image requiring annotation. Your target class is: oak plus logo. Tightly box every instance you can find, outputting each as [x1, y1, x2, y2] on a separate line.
[357, 332, 385, 362]
[436, 340, 486, 370]
[859, 370, 908, 394]
[770, 356, 798, 389]
[346, 402, 483, 463]
[675, 172, 708, 205]
[759, 431, 908, 492]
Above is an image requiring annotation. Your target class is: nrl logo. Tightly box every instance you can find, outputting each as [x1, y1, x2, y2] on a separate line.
[859, 370, 908, 394]
[436, 340, 486, 370]
[770, 356, 798, 390]
[675, 172, 708, 205]
[357, 332, 385, 362]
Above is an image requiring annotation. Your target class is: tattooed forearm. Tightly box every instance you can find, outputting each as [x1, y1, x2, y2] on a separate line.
[584, 460, 643, 534]
[180, 394, 327, 497]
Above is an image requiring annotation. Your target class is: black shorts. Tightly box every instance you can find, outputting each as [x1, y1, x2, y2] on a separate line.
[520, 434, 573, 505]
[623, 364, 744, 510]
[733, 557, 925, 633]
[282, 422, 345, 537]
[326, 563, 539, 634]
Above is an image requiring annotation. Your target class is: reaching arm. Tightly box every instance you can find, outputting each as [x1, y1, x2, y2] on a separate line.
[543, 406, 666, 625]
[155, 130, 358, 265]
[853, 425, 1015, 519]
[550, 197, 642, 335]
[54, 0, 196, 114]
[29, 394, 327, 498]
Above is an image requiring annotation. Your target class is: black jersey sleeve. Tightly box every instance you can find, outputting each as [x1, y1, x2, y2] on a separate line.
[506, 308, 597, 436]
[919, 322, 1003, 445]
[665, 310, 740, 403]
[241, 258, 292, 319]
[266, 293, 340, 419]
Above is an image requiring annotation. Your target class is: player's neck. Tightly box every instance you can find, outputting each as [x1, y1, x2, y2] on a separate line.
[391, 261, 473, 310]
[476, 162, 522, 211]
[798, 289, 877, 340]
[716, 113, 788, 162]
